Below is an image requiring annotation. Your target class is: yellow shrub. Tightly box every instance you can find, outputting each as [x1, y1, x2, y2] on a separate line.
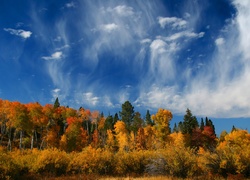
[67, 147, 114, 175]
[0, 148, 20, 179]
[32, 148, 70, 175]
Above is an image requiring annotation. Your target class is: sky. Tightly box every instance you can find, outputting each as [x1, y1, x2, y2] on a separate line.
[1, 0, 250, 134]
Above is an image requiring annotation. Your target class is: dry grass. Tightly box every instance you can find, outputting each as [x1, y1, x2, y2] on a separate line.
[100, 177, 172, 180]
[20, 174, 229, 180]
[40, 176, 176, 180]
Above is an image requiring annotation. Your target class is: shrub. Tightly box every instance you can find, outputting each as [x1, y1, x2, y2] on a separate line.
[32, 148, 70, 176]
[0, 147, 20, 179]
[67, 147, 114, 175]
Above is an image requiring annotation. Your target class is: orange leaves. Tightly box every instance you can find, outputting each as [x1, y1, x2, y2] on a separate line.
[66, 116, 81, 126]
[64, 116, 88, 152]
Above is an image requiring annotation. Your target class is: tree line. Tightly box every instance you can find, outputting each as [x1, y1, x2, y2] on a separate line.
[0, 98, 216, 151]
[0, 98, 250, 179]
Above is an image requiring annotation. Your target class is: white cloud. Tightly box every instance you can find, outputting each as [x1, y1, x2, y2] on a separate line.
[4, 28, 32, 39]
[55, 45, 70, 51]
[165, 31, 204, 41]
[113, 5, 134, 16]
[101, 23, 119, 33]
[140, 38, 151, 44]
[135, 0, 250, 118]
[65, 2, 76, 8]
[158, 16, 187, 29]
[215, 37, 225, 46]
[28, 0, 250, 118]
[150, 39, 167, 54]
[42, 51, 63, 60]
[53, 88, 61, 93]
[82, 92, 99, 106]
[51, 88, 61, 98]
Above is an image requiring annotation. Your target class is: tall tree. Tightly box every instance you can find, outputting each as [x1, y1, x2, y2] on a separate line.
[173, 123, 178, 133]
[114, 121, 129, 151]
[200, 118, 205, 131]
[182, 108, 198, 135]
[205, 117, 216, 136]
[8, 102, 30, 149]
[151, 108, 172, 146]
[119, 101, 134, 131]
[26, 102, 48, 149]
[131, 112, 144, 135]
[53, 97, 60, 108]
[145, 110, 154, 126]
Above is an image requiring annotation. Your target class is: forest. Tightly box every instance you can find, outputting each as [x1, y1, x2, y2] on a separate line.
[0, 98, 250, 179]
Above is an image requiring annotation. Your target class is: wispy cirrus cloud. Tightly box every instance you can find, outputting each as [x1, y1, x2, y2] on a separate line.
[136, 0, 250, 118]
[4, 28, 32, 39]
[158, 16, 187, 29]
[101, 23, 119, 33]
[42, 51, 63, 60]
[112, 5, 134, 16]
[65, 2, 76, 8]
[27, 0, 250, 118]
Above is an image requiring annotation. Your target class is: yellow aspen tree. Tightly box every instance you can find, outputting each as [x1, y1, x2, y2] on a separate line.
[114, 121, 129, 151]
[169, 132, 185, 147]
[106, 129, 116, 151]
[136, 127, 146, 150]
[151, 108, 172, 147]
[144, 125, 157, 150]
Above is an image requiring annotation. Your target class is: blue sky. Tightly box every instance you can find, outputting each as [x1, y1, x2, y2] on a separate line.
[1, 0, 250, 134]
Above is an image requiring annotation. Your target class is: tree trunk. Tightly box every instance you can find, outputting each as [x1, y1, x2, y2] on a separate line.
[0, 123, 6, 145]
[31, 130, 34, 150]
[7, 128, 12, 151]
[19, 130, 23, 149]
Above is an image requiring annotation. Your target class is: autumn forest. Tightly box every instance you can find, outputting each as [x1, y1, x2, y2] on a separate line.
[0, 98, 250, 179]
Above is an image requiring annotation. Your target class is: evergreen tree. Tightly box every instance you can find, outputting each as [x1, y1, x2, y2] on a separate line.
[113, 113, 119, 125]
[200, 118, 205, 131]
[104, 115, 114, 131]
[205, 117, 216, 136]
[178, 121, 183, 132]
[145, 110, 154, 126]
[119, 101, 135, 131]
[231, 125, 237, 132]
[173, 123, 178, 133]
[53, 97, 60, 108]
[131, 112, 143, 134]
[182, 108, 198, 135]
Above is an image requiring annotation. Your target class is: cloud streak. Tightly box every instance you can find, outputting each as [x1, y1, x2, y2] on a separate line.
[4, 28, 32, 39]
[42, 51, 63, 60]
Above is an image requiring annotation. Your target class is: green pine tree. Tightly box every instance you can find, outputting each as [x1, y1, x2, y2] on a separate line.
[119, 101, 135, 131]
[182, 108, 198, 135]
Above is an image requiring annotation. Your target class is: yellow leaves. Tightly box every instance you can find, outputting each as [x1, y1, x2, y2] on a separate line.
[67, 147, 114, 174]
[106, 129, 116, 150]
[151, 108, 173, 125]
[114, 121, 127, 134]
[151, 108, 172, 146]
[169, 132, 185, 147]
[224, 129, 250, 148]
[32, 148, 70, 175]
[98, 116, 106, 131]
[114, 121, 129, 151]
